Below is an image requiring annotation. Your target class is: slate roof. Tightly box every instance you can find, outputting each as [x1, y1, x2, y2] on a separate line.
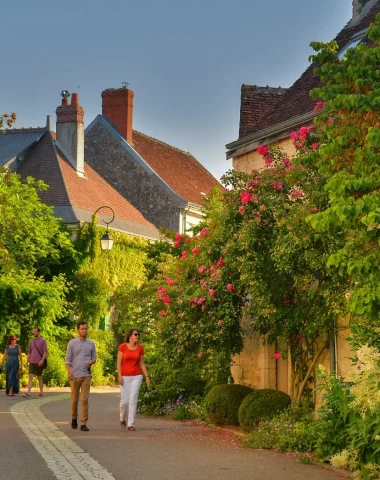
[16, 130, 159, 239]
[233, 1, 380, 142]
[0, 128, 46, 166]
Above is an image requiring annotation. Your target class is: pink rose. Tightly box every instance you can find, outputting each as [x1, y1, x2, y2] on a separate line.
[162, 295, 172, 304]
[217, 257, 225, 267]
[314, 101, 324, 112]
[272, 183, 282, 191]
[198, 265, 206, 273]
[240, 191, 252, 204]
[264, 157, 273, 166]
[173, 240, 180, 248]
[283, 158, 290, 166]
[159, 310, 168, 316]
[166, 278, 174, 285]
[273, 353, 282, 359]
[312, 143, 319, 150]
[238, 206, 245, 214]
[175, 233, 182, 241]
[290, 131, 299, 141]
[198, 352, 204, 358]
[200, 228, 209, 238]
[192, 247, 200, 255]
[209, 289, 215, 297]
[227, 284, 233, 292]
[157, 287, 167, 296]
[257, 144, 269, 156]
[311, 207, 318, 213]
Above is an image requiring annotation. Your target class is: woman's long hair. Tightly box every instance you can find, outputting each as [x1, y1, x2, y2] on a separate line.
[124, 328, 139, 343]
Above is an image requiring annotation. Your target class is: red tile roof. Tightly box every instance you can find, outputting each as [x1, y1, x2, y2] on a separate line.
[131, 130, 220, 205]
[18, 131, 155, 230]
[58, 153, 153, 226]
[239, 85, 288, 139]
[241, 2, 380, 138]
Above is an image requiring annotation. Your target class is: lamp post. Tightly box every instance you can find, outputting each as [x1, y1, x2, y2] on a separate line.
[93, 206, 115, 251]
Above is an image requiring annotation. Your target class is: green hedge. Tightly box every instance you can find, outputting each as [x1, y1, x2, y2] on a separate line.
[204, 384, 254, 426]
[238, 389, 291, 432]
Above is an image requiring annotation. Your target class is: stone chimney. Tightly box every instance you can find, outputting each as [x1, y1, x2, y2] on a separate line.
[102, 87, 134, 144]
[352, 0, 376, 20]
[56, 92, 85, 176]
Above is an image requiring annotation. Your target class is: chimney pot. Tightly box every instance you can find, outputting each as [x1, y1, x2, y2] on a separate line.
[62, 98, 69, 105]
[71, 93, 79, 106]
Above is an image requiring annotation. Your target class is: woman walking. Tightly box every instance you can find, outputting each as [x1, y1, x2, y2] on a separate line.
[1, 335, 22, 396]
[117, 329, 150, 431]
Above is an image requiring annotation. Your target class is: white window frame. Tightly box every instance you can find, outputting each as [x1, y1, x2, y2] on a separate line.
[337, 29, 367, 60]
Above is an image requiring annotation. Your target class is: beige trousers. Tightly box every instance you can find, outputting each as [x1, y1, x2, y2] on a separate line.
[70, 376, 91, 425]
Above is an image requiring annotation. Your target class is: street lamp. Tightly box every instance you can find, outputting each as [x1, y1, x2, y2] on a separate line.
[93, 206, 115, 251]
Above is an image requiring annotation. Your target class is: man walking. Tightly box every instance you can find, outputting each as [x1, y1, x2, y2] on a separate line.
[65, 322, 96, 432]
[23, 326, 47, 399]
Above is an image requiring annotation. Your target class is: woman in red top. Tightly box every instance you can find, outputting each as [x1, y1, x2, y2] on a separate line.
[117, 328, 151, 430]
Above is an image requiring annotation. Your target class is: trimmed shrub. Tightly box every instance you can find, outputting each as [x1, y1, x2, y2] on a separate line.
[238, 389, 291, 432]
[204, 384, 254, 426]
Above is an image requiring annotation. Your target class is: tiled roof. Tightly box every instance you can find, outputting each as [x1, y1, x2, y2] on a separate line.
[131, 130, 219, 205]
[0, 128, 46, 166]
[17, 130, 159, 239]
[240, 1, 380, 138]
[57, 151, 155, 228]
[239, 85, 288, 139]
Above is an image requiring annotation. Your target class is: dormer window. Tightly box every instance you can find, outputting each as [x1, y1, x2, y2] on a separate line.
[338, 29, 367, 60]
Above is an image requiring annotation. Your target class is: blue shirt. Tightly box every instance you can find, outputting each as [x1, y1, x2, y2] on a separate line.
[65, 337, 96, 378]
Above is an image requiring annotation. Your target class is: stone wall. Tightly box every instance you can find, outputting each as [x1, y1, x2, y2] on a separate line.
[85, 122, 182, 231]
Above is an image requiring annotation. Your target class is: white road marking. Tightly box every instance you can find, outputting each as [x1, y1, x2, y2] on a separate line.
[11, 394, 115, 480]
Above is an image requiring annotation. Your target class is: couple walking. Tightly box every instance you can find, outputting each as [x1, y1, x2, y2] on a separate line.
[65, 323, 150, 432]
[1, 327, 47, 398]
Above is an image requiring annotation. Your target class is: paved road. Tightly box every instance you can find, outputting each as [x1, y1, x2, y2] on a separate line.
[0, 390, 350, 480]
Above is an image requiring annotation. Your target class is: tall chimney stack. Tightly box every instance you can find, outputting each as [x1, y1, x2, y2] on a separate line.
[102, 86, 134, 144]
[56, 92, 85, 176]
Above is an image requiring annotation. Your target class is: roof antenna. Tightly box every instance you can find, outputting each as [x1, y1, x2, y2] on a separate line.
[121, 82, 129, 88]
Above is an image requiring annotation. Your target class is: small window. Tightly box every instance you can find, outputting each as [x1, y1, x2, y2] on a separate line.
[338, 29, 367, 60]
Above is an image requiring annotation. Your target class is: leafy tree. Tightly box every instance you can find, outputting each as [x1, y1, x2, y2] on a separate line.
[306, 13, 380, 347]
[0, 170, 76, 345]
[0, 112, 16, 131]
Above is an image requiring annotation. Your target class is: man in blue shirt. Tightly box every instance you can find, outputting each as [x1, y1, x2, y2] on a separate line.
[65, 322, 96, 432]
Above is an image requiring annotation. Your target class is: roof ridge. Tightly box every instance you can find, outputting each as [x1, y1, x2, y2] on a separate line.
[242, 85, 288, 94]
[5, 127, 47, 134]
[133, 130, 193, 157]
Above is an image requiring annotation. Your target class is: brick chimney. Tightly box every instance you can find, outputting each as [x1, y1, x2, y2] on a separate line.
[102, 87, 134, 144]
[56, 92, 85, 176]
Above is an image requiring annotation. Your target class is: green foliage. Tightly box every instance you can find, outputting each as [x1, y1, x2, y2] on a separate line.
[87, 329, 115, 386]
[204, 384, 253, 426]
[244, 399, 315, 451]
[139, 359, 207, 416]
[307, 15, 380, 327]
[42, 343, 69, 387]
[0, 170, 77, 345]
[238, 389, 291, 432]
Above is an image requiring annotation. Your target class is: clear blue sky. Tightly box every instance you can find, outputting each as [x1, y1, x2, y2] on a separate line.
[2, 0, 353, 180]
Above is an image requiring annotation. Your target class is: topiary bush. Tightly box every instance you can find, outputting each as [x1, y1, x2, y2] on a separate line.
[238, 389, 291, 432]
[204, 384, 254, 426]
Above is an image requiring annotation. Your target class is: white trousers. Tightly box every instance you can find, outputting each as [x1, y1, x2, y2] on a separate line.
[120, 375, 143, 427]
